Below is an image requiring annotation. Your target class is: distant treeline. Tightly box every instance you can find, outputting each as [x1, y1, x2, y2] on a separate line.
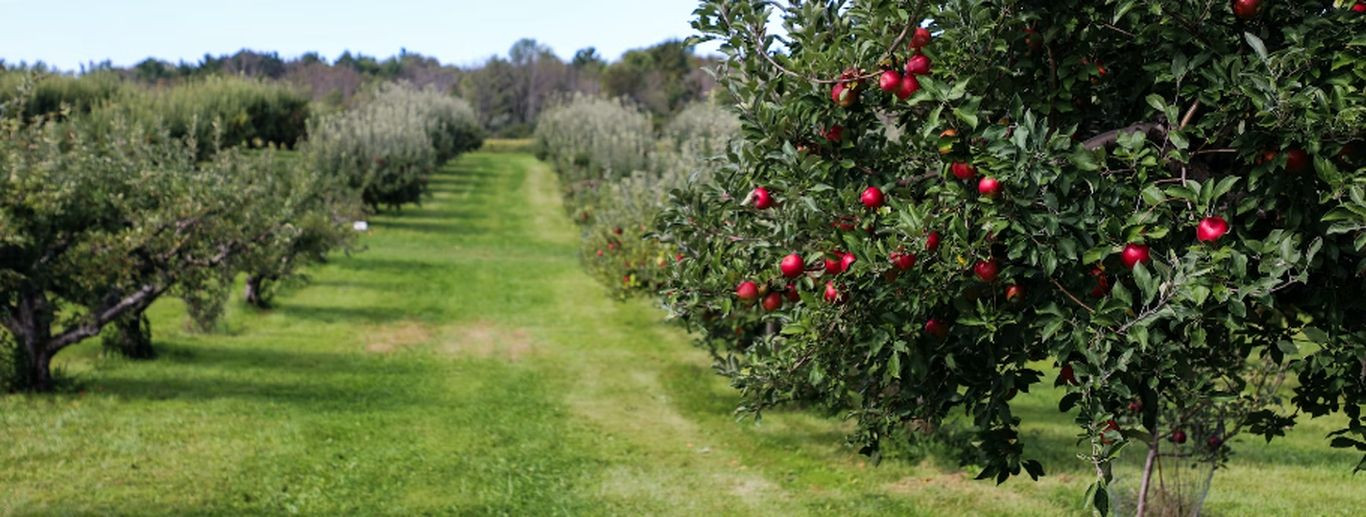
[0, 38, 719, 137]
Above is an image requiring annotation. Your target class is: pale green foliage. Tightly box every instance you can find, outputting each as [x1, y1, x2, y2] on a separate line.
[536, 96, 738, 294]
[534, 94, 654, 185]
[304, 82, 483, 211]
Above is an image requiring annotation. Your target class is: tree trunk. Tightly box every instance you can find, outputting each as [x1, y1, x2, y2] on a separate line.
[104, 311, 155, 360]
[1136, 434, 1160, 517]
[244, 274, 267, 308]
[27, 344, 53, 392]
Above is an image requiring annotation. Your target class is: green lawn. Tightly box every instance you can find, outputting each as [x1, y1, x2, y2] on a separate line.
[2, 152, 1362, 515]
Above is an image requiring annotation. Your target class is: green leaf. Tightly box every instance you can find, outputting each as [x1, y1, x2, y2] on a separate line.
[1243, 32, 1269, 63]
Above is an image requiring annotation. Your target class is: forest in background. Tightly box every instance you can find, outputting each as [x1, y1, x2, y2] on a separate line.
[0, 38, 719, 137]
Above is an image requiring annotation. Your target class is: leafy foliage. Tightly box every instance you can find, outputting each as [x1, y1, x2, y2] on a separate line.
[658, 0, 1366, 511]
[303, 82, 484, 211]
[537, 97, 738, 295]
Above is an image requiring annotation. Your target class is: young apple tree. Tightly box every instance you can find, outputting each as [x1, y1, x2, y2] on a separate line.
[659, 1, 1365, 513]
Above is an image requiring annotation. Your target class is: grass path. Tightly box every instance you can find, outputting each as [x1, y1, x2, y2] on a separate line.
[2, 152, 1362, 515]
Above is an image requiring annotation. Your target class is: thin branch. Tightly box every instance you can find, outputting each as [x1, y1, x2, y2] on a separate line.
[1049, 277, 1095, 314]
[1082, 123, 1167, 151]
[1179, 99, 1201, 130]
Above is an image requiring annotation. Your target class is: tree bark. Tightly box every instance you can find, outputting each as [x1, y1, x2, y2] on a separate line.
[244, 274, 267, 308]
[105, 311, 155, 360]
[1136, 434, 1160, 517]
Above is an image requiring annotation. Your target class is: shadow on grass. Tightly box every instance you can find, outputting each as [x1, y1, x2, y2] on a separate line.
[273, 303, 415, 325]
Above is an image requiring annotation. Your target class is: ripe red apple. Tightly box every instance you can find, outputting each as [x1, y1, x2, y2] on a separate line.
[1121, 243, 1151, 270]
[753, 187, 774, 209]
[1023, 27, 1042, 52]
[736, 281, 759, 302]
[840, 252, 857, 273]
[762, 292, 783, 312]
[926, 231, 941, 252]
[978, 176, 1001, 198]
[879, 69, 902, 93]
[613, 226, 623, 235]
[675, 253, 685, 262]
[1101, 419, 1121, 444]
[785, 283, 800, 302]
[831, 81, 858, 108]
[905, 54, 932, 75]
[1207, 435, 1223, 449]
[973, 259, 1000, 283]
[890, 251, 917, 271]
[896, 74, 920, 100]
[1004, 284, 1023, 302]
[780, 253, 804, 278]
[1196, 216, 1229, 243]
[824, 255, 843, 275]
[1170, 429, 1187, 444]
[951, 161, 976, 180]
[823, 281, 844, 304]
[860, 186, 885, 209]
[1355, 2, 1366, 13]
[596, 249, 604, 257]
[910, 27, 932, 49]
[1060, 363, 1078, 385]
[1128, 400, 1143, 413]
[924, 318, 949, 338]
[1232, 0, 1260, 19]
[823, 125, 844, 142]
[1285, 148, 1310, 173]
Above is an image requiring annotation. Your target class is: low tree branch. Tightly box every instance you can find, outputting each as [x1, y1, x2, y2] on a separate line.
[1082, 123, 1167, 151]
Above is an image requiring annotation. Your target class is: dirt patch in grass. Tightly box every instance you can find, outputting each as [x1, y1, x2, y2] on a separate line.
[363, 321, 435, 353]
[440, 321, 537, 361]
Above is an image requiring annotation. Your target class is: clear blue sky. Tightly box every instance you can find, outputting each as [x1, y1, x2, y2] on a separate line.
[0, 0, 716, 71]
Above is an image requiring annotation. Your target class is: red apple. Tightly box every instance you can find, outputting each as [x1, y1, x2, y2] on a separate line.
[1121, 243, 1151, 270]
[910, 27, 932, 49]
[890, 251, 917, 271]
[896, 74, 920, 100]
[1354, 2, 1366, 13]
[1285, 148, 1310, 173]
[1207, 435, 1223, 449]
[1232, 0, 1260, 19]
[924, 318, 949, 338]
[831, 81, 858, 108]
[762, 292, 783, 312]
[840, 252, 857, 273]
[879, 69, 902, 93]
[780, 253, 805, 278]
[978, 176, 1001, 198]
[824, 125, 844, 142]
[785, 283, 801, 302]
[926, 231, 942, 252]
[614, 226, 623, 235]
[753, 187, 774, 209]
[973, 259, 1000, 283]
[1170, 429, 1187, 444]
[860, 186, 885, 209]
[1196, 216, 1229, 243]
[905, 54, 932, 75]
[1128, 400, 1143, 413]
[596, 249, 604, 257]
[823, 281, 844, 304]
[736, 281, 759, 302]
[1102, 419, 1121, 444]
[951, 161, 976, 180]
[1060, 363, 1078, 385]
[1004, 284, 1023, 302]
[824, 255, 843, 275]
[1023, 27, 1042, 52]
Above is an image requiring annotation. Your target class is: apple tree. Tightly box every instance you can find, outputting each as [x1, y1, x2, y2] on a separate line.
[659, 0, 1366, 513]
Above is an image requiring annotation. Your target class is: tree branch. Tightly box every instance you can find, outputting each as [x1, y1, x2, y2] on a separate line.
[46, 282, 168, 352]
[1082, 123, 1167, 151]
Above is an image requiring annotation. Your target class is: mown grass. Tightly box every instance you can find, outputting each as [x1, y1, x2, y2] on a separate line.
[2, 152, 1362, 515]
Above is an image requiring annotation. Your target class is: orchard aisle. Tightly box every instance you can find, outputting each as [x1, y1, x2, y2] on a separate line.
[4, 152, 1360, 516]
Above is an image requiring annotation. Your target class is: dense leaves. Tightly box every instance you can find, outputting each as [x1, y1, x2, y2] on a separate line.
[658, 0, 1365, 512]
[536, 96, 738, 295]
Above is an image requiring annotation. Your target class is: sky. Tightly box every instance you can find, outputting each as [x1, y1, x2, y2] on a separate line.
[0, 0, 717, 71]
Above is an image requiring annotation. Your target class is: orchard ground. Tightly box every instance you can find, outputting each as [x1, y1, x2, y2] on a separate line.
[1, 148, 1361, 515]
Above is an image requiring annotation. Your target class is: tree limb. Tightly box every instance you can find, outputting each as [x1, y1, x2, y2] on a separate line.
[1082, 123, 1167, 151]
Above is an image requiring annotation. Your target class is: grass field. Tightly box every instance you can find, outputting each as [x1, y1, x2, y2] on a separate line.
[2, 152, 1362, 515]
